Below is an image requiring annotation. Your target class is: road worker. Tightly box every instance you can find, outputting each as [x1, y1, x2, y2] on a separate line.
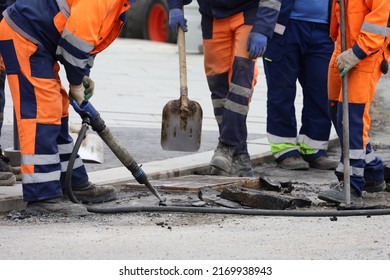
[168, 0, 282, 177]
[0, 0, 133, 215]
[318, 0, 390, 204]
[263, 0, 338, 171]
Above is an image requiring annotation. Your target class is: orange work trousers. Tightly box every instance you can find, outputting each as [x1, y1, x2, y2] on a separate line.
[203, 12, 258, 155]
[0, 20, 88, 202]
[328, 45, 384, 194]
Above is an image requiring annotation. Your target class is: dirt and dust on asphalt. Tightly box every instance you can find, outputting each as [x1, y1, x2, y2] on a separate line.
[1, 76, 390, 260]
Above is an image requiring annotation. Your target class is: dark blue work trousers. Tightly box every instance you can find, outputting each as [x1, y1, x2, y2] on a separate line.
[263, 19, 334, 161]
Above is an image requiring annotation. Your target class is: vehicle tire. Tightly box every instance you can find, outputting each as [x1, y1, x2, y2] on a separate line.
[120, 0, 176, 44]
[120, 1, 144, 39]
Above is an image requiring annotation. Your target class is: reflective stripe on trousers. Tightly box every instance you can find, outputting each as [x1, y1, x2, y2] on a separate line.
[263, 20, 334, 162]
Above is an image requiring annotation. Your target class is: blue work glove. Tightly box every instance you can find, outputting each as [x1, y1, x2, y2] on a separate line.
[246, 32, 267, 59]
[169, 8, 187, 35]
[336, 48, 361, 78]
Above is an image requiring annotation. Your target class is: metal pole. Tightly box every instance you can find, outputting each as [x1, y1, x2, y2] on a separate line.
[339, 0, 351, 205]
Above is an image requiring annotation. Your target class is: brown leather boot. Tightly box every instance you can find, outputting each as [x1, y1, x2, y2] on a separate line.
[72, 181, 117, 203]
[277, 155, 309, 170]
[230, 153, 254, 177]
[210, 142, 235, 173]
[0, 171, 16, 186]
[309, 156, 338, 170]
[26, 198, 91, 216]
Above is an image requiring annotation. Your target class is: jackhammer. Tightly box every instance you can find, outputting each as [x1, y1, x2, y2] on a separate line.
[66, 99, 164, 204]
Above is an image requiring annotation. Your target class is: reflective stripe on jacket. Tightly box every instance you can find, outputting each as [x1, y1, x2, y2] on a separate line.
[330, 0, 390, 59]
[3, 0, 130, 85]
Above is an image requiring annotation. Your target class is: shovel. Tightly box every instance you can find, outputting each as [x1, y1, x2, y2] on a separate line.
[161, 27, 203, 152]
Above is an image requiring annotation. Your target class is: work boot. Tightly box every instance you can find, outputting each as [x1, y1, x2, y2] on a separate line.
[209, 142, 235, 173]
[317, 182, 362, 204]
[230, 153, 254, 177]
[26, 198, 91, 216]
[0, 149, 22, 180]
[0, 153, 16, 186]
[72, 181, 117, 203]
[210, 153, 254, 177]
[363, 180, 386, 193]
[210, 167, 229, 176]
[309, 155, 338, 170]
[277, 155, 309, 170]
[0, 171, 16, 186]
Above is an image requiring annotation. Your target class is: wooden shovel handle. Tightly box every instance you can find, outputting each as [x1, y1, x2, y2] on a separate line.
[178, 27, 189, 113]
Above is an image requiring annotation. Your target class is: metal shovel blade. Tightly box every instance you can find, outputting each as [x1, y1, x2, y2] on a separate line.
[161, 98, 203, 152]
[70, 132, 104, 164]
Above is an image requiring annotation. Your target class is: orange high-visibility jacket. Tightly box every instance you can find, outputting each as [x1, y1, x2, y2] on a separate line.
[3, 0, 130, 85]
[330, 0, 390, 58]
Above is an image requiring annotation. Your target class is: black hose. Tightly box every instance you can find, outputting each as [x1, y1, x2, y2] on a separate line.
[85, 204, 390, 217]
[65, 122, 90, 204]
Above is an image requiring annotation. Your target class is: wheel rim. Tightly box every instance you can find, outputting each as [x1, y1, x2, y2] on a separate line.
[147, 3, 168, 42]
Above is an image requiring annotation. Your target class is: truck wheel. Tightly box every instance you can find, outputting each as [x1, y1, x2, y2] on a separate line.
[120, 0, 176, 44]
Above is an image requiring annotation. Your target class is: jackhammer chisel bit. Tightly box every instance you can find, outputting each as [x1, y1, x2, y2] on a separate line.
[71, 99, 165, 203]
